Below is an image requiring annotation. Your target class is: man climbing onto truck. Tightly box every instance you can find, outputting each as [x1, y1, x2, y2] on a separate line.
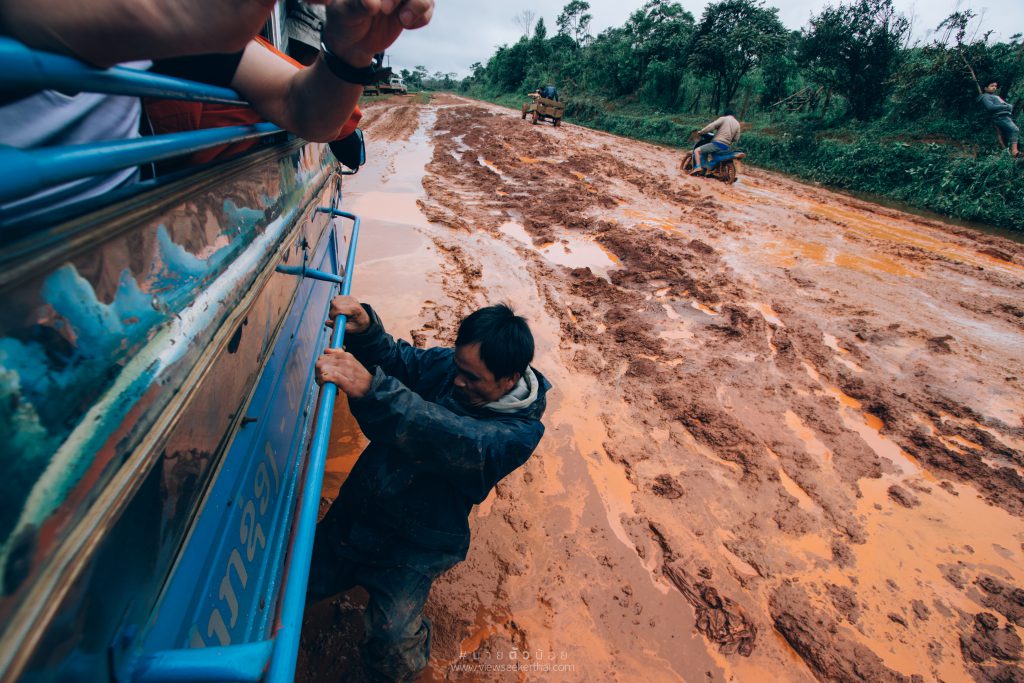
[310, 296, 551, 681]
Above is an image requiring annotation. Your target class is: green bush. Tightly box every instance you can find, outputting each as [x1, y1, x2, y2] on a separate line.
[741, 131, 1023, 228]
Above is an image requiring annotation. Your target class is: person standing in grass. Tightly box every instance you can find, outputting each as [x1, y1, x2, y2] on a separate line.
[978, 81, 1020, 158]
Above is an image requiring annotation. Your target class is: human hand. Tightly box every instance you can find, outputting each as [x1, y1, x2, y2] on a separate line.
[317, 0, 434, 67]
[315, 348, 373, 397]
[325, 295, 372, 334]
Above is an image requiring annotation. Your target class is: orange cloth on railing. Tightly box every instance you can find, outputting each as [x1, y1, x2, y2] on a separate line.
[144, 37, 361, 169]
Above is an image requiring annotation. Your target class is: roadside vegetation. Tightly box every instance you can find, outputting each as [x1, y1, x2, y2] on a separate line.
[451, 0, 1024, 231]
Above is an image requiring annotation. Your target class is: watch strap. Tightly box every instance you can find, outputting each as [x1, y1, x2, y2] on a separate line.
[319, 41, 390, 85]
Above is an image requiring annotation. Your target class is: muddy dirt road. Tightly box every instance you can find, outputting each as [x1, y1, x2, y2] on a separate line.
[298, 94, 1024, 682]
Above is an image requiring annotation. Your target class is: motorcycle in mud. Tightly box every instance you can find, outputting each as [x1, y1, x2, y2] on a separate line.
[680, 131, 745, 184]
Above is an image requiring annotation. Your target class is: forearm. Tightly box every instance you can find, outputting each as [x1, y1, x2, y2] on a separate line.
[281, 58, 364, 142]
[0, 0, 275, 67]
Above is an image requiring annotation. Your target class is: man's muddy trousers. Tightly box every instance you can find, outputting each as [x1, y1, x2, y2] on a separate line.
[307, 536, 434, 682]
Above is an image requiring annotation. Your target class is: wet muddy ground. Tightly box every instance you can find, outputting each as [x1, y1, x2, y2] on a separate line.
[297, 94, 1024, 682]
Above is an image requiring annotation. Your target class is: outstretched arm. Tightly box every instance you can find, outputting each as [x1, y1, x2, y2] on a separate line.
[697, 117, 724, 136]
[231, 0, 434, 141]
[0, 0, 276, 67]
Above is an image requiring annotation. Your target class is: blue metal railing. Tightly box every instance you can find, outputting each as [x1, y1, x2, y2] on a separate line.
[0, 37, 246, 104]
[0, 124, 281, 204]
[0, 38, 282, 208]
[1, 39, 359, 682]
[267, 208, 360, 683]
[131, 209, 360, 683]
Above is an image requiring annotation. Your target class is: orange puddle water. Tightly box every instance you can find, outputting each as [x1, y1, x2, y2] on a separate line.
[767, 238, 915, 278]
[518, 155, 542, 164]
[498, 221, 619, 277]
[477, 157, 505, 177]
[784, 410, 833, 463]
[766, 447, 817, 512]
[751, 301, 784, 327]
[915, 413, 1024, 477]
[802, 361, 923, 476]
[322, 398, 368, 501]
[659, 328, 694, 341]
[807, 204, 1024, 276]
[715, 529, 761, 579]
[823, 333, 864, 373]
[660, 302, 681, 321]
[676, 425, 743, 477]
[808, 476, 1024, 680]
[691, 301, 719, 316]
[939, 413, 1024, 454]
[621, 208, 683, 234]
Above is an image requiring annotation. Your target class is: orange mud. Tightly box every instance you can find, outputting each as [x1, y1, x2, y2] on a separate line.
[298, 95, 1024, 682]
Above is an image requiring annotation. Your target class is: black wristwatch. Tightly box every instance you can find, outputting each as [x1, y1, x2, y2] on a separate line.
[319, 41, 389, 85]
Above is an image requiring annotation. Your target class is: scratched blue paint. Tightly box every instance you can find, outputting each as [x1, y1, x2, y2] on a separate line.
[43, 265, 157, 354]
[224, 199, 266, 234]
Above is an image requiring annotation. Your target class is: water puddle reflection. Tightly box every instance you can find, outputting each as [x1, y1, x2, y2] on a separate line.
[498, 221, 619, 277]
[784, 410, 833, 463]
[751, 302, 784, 327]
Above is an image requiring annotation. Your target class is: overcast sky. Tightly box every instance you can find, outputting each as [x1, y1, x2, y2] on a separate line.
[386, 0, 1022, 77]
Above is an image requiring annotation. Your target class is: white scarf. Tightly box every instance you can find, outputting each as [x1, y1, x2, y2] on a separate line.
[483, 367, 539, 413]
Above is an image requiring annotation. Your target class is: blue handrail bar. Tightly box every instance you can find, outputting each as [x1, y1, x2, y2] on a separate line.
[0, 37, 246, 105]
[130, 642, 274, 683]
[274, 265, 347, 286]
[0, 123, 281, 204]
[266, 207, 360, 683]
[130, 209, 360, 683]
[0, 38, 286, 206]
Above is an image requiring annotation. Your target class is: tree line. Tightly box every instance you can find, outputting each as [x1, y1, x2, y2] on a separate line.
[456, 0, 1022, 131]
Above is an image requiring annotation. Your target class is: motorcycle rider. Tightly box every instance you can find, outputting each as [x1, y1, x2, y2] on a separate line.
[691, 108, 741, 174]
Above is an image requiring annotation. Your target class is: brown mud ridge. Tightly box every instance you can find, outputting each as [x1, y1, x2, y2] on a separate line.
[299, 95, 1024, 682]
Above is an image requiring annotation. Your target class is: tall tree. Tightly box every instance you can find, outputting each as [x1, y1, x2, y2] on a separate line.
[557, 0, 593, 46]
[800, 0, 910, 119]
[513, 10, 537, 39]
[623, 1, 695, 106]
[533, 17, 548, 42]
[688, 0, 788, 111]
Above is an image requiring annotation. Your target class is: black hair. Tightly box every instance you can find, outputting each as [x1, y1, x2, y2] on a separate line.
[723, 108, 736, 117]
[456, 304, 534, 380]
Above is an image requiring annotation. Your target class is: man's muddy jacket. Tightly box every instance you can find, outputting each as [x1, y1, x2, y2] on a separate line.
[329, 305, 550, 574]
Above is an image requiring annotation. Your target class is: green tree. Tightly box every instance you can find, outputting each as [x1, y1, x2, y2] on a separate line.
[626, 0, 695, 105]
[400, 65, 428, 90]
[533, 17, 548, 42]
[557, 0, 592, 46]
[486, 38, 531, 92]
[688, 0, 788, 111]
[799, 0, 910, 120]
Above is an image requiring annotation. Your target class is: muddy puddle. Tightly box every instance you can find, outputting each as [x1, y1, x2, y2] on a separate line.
[299, 95, 1024, 682]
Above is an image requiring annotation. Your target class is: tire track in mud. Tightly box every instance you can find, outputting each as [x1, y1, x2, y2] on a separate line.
[410, 97, 1024, 682]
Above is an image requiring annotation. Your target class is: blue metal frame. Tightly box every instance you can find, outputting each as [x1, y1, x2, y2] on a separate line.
[266, 208, 359, 683]
[0, 39, 282, 208]
[0, 37, 246, 104]
[0, 38, 366, 683]
[0, 124, 281, 204]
